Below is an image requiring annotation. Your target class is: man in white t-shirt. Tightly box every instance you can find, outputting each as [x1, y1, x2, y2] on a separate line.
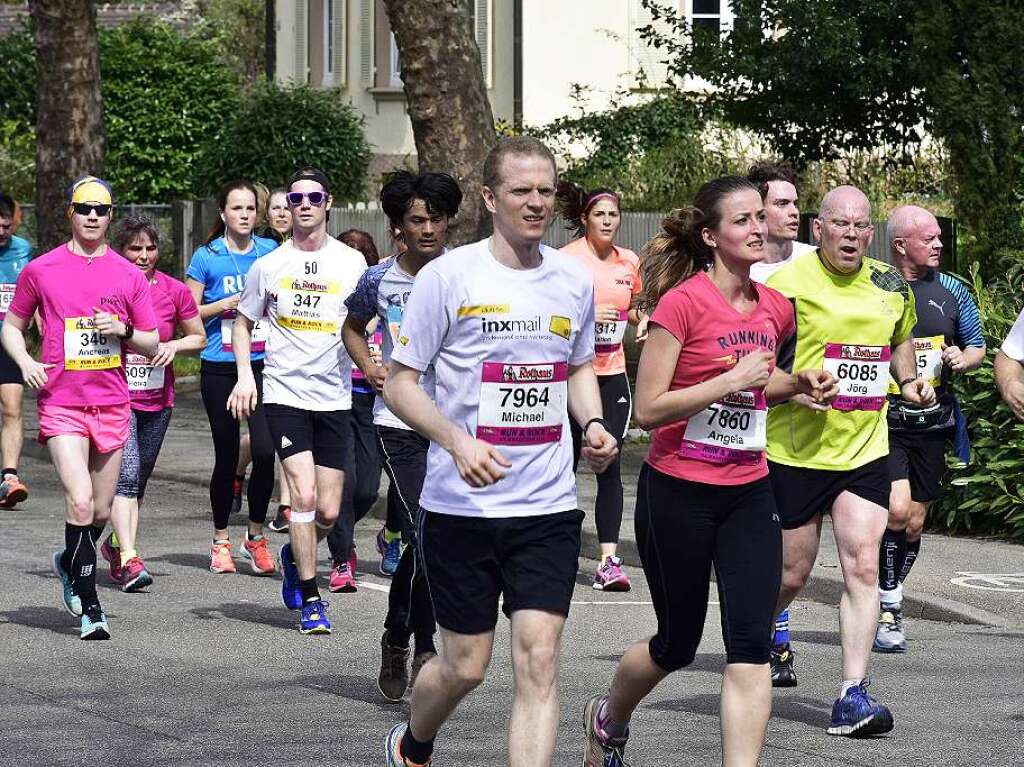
[747, 162, 817, 284]
[228, 167, 367, 635]
[382, 137, 619, 767]
[996, 308, 1024, 420]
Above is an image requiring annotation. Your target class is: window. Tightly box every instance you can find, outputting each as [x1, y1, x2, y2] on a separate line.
[691, 0, 721, 35]
[388, 32, 401, 88]
[323, 1, 335, 84]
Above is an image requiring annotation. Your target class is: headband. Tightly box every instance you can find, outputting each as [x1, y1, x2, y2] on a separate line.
[584, 191, 619, 212]
[68, 175, 113, 206]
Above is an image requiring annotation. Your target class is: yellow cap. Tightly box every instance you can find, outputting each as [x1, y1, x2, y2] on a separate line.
[68, 176, 113, 206]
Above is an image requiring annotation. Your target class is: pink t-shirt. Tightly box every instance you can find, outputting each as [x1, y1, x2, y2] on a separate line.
[561, 238, 642, 376]
[127, 270, 199, 411]
[646, 271, 795, 485]
[8, 244, 158, 407]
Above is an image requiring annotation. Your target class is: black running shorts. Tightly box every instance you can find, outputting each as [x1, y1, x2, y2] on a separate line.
[888, 429, 949, 503]
[0, 345, 23, 385]
[418, 507, 584, 635]
[264, 403, 351, 470]
[768, 456, 890, 530]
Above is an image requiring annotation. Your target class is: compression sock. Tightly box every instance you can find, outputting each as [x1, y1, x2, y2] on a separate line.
[385, 627, 411, 650]
[65, 523, 100, 610]
[299, 577, 321, 604]
[773, 609, 791, 647]
[899, 537, 921, 583]
[879, 528, 907, 595]
[400, 724, 434, 766]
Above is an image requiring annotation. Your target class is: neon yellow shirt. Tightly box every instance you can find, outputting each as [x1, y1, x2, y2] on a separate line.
[766, 252, 917, 471]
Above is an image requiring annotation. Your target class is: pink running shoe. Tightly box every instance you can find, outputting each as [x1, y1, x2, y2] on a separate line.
[120, 556, 154, 592]
[593, 555, 631, 592]
[328, 561, 357, 593]
[100, 534, 123, 583]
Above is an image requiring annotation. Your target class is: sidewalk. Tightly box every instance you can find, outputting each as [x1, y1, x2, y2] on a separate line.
[22, 389, 1024, 628]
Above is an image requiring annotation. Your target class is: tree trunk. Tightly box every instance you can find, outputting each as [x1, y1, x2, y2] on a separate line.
[383, 0, 497, 244]
[29, 0, 105, 252]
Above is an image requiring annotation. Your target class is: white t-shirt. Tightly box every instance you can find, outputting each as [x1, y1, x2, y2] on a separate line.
[238, 236, 367, 410]
[1002, 306, 1024, 361]
[750, 241, 816, 284]
[391, 239, 596, 518]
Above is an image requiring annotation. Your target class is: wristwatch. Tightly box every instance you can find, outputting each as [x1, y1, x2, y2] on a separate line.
[123, 319, 134, 340]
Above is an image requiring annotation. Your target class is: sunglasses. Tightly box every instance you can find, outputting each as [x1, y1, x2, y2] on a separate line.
[286, 191, 327, 207]
[72, 203, 112, 216]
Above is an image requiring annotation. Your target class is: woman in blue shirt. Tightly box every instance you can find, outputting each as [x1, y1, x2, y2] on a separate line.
[185, 180, 279, 575]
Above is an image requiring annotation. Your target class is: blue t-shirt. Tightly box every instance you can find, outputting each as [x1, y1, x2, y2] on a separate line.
[185, 235, 278, 362]
[0, 234, 32, 282]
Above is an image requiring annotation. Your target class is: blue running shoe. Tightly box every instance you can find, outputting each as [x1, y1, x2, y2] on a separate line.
[80, 606, 110, 640]
[278, 543, 302, 610]
[827, 680, 894, 737]
[376, 527, 401, 577]
[385, 722, 430, 766]
[51, 550, 82, 617]
[299, 599, 332, 635]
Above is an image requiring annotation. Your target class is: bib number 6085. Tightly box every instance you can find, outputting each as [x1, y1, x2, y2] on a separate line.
[835, 362, 879, 381]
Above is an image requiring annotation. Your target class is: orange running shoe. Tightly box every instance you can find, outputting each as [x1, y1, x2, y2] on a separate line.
[210, 540, 236, 573]
[0, 476, 28, 508]
[242, 536, 276, 575]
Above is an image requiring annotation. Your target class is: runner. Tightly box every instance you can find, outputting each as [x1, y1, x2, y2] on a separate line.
[0, 191, 33, 508]
[100, 216, 206, 592]
[874, 205, 985, 653]
[325, 228, 384, 591]
[382, 137, 618, 767]
[747, 162, 816, 283]
[766, 185, 935, 736]
[342, 171, 461, 701]
[1, 176, 158, 639]
[185, 180, 279, 574]
[263, 188, 293, 244]
[582, 176, 835, 767]
[228, 167, 366, 634]
[996, 308, 1024, 420]
[557, 181, 646, 591]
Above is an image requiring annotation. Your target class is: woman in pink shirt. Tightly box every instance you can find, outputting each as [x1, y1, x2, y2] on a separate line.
[0, 176, 160, 640]
[98, 216, 206, 593]
[558, 183, 646, 591]
[580, 176, 836, 766]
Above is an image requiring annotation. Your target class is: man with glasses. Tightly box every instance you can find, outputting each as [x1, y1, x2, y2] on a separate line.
[873, 206, 984, 653]
[228, 167, 367, 634]
[765, 186, 935, 736]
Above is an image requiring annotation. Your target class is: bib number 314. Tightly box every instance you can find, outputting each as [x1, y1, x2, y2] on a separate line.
[476, 361, 568, 446]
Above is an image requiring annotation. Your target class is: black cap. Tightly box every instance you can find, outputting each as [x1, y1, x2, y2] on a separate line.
[288, 167, 331, 194]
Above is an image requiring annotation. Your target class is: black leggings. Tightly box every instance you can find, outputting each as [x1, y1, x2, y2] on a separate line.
[636, 464, 781, 669]
[571, 372, 631, 544]
[327, 391, 382, 562]
[200, 360, 275, 531]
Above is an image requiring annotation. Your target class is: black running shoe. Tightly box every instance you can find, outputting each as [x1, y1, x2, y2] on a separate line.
[268, 505, 291, 533]
[771, 644, 797, 688]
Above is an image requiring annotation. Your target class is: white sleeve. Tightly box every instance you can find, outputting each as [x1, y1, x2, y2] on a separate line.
[570, 278, 596, 366]
[1001, 306, 1024, 361]
[237, 261, 268, 323]
[390, 265, 450, 373]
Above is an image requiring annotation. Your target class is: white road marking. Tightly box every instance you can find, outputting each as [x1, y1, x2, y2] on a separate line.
[950, 572, 1024, 593]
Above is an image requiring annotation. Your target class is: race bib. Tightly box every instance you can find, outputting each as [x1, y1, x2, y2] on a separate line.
[387, 303, 404, 343]
[888, 335, 943, 394]
[125, 352, 165, 392]
[278, 275, 342, 334]
[681, 390, 767, 465]
[822, 343, 891, 411]
[221, 311, 267, 353]
[63, 316, 121, 370]
[595, 310, 628, 354]
[476, 361, 568, 446]
[0, 283, 15, 319]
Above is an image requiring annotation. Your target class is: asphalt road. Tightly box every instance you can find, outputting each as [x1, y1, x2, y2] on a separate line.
[0, 454, 1021, 767]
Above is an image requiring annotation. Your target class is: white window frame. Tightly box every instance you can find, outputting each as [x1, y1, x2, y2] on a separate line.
[322, 0, 335, 85]
[388, 32, 402, 88]
[687, 0, 735, 35]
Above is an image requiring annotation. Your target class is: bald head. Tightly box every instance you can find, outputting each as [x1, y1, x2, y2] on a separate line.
[813, 185, 874, 273]
[888, 204, 941, 273]
[819, 185, 871, 221]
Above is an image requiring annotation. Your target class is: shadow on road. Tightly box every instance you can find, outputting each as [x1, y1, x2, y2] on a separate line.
[0, 606, 81, 636]
[648, 691, 833, 730]
[191, 602, 295, 630]
[149, 552, 217, 571]
[293, 673, 402, 711]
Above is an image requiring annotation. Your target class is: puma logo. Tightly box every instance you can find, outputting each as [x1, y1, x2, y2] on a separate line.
[928, 299, 947, 316]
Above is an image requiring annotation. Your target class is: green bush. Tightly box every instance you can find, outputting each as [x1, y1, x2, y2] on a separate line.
[192, 82, 370, 202]
[940, 255, 1024, 540]
[0, 22, 36, 131]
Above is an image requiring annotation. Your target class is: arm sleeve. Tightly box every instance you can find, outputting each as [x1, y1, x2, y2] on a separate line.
[236, 261, 268, 323]
[344, 263, 384, 322]
[1001, 307, 1024, 361]
[940, 273, 985, 348]
[569, 280, 596, 366]
[389, 265, 450, 374]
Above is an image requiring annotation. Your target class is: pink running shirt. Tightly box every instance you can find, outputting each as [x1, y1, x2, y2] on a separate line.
[561, 238, 642, 376]
[646, 271, 795, 485]
[127, 270, 199, 411]
[8, 244, 157, 407]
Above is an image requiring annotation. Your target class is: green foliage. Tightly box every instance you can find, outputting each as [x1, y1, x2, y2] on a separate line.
[100, 20, 243, 203]
[0, 119, 35, 201]
[196, 0, 266, 84]
[193, 82, 370, 203]
[0, 23, 36, 131]
[940, 257, 1024, 539]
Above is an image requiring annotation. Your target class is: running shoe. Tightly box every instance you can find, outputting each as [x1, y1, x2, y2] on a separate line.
[80, 606, 110, 641]
[385, 722, 430, 767]
[376, 527, 401, 576]
[268, 505, 291, 533]
[0, 476, 28, 508]
[583, 694, 630, 767]
[230, 476, 244, 516]
[873, 605, 907, 653]
[299, 599, 332, 635]
[827, 679, 894, 737]
[593, 556, 631, 592]
[120, 556, 153, 592]
[278, 542, 302, 610]
[51, 551, 82, 617]
[328, 561, 357, 593]
[100, 534, 123, 583]
[770, 643, 798, 688]
[241, 536, 276, 576]
[408, 650, 436, 693]
[378, 634, 411, 702]
[209, 540, 236, 574]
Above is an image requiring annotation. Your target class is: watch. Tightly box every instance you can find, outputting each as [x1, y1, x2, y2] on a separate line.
[898, 376, 916, 389]
[123, 319, 134, 340]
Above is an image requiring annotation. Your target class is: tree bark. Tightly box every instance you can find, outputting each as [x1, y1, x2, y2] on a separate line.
[383, 0, 497, 244]
[29, 0, 105, 252]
